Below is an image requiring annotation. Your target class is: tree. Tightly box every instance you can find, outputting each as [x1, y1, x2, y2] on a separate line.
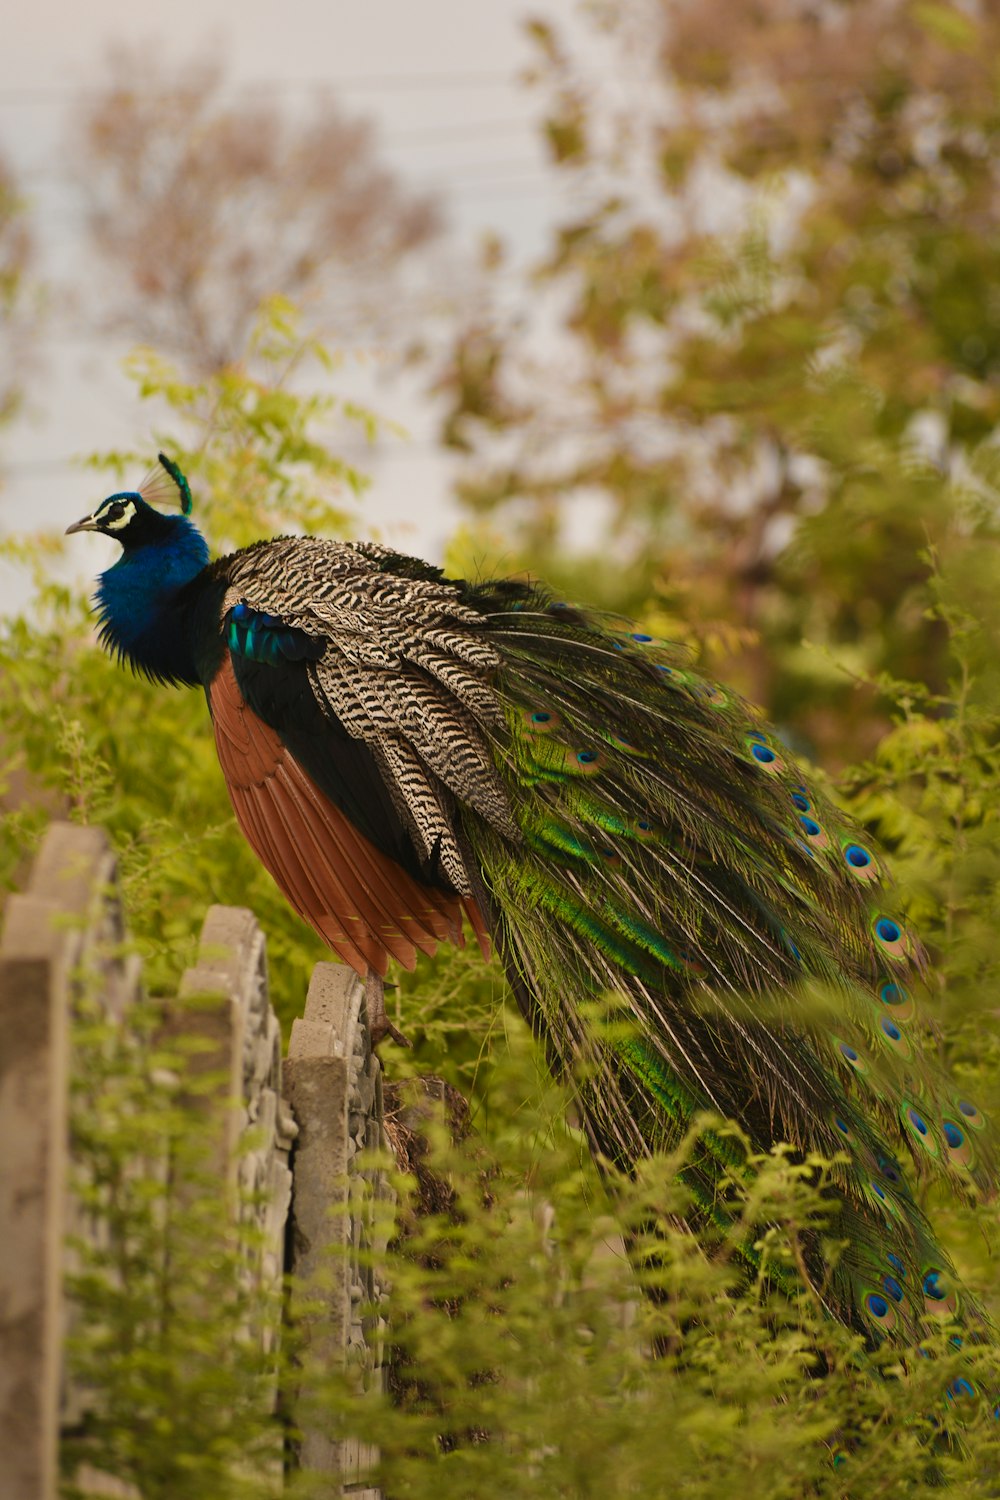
[437, 0, 1000, 758]
[73, 49, 443, 373]
[0, 151, 36, 433]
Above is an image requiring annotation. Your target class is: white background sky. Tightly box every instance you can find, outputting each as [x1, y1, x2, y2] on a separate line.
[1, 0, 589, 601]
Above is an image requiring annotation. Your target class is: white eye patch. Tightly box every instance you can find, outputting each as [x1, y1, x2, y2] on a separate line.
[99, 499, 137, 531]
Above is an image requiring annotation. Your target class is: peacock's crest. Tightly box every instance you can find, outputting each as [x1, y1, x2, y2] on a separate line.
[138, 452, 193, 516]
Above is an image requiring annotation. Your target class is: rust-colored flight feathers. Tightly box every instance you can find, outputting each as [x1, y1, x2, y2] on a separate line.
[209, 658, 488, 976]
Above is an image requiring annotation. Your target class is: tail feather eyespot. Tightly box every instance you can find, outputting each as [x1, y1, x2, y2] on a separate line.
[902, 1103, 940, 1157]
[691, 680, 729, 707]
[835, 1038, 870, 1077]
[956, 1098, 987, 1130]
[799, 815, 831, 850]
[922, 1268, 959, 1317]
[878, 1156, 903, 1185]
[878, 1013, 912, 1058]
[872, 915, 914, 962]
[843, 841, 881, 883]
[864, 1290, 898, 1332]
[747, 737, 786, 774]
[878, 980, 915, 1023]
[942, 1118, 975, 1167]
[520, 707, 562, 735]
[882, 1275, 904, 1304]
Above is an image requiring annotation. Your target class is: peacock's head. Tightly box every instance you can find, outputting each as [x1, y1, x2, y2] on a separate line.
[66, 453, 194, 549]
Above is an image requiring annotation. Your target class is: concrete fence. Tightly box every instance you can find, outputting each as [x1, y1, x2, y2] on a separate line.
[0, 823, 394, 1500]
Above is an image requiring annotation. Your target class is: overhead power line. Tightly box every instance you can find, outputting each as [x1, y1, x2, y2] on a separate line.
[383, 118, 537, 147]
[0, 69, 523, 107]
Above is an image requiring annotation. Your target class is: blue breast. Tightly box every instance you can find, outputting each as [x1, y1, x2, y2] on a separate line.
[95, 522, 210, 686]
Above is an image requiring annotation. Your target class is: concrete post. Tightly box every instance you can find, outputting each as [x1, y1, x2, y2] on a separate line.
[284, 963, 389, 1497]
[0, 824, 135, 1500]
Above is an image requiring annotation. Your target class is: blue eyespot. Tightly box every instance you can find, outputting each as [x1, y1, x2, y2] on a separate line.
[752, 744, 776, 764]
[881, 1017, 902, 1042]
[944, 1121, 964, 1149]
[908, 1109, 928, 1136]
[631, 632, 653, 642]
[876, 918, 901, 944]
[845, 844, 872, 869]
[883, 1276, 903, 1303]
[577, 750, 599, 764]
[840, 1043, 859, 1062]
[887, 1253, 906, 1274]
[791, 793, 810, 812]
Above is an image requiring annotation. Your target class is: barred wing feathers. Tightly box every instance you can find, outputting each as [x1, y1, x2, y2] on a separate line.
[208, 655, 477, 975]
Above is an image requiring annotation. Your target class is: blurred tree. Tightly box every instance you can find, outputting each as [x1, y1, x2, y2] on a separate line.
[73, 49, 443, 373]
[437, 0, 1000, 759]
[0, 150, 36, 432]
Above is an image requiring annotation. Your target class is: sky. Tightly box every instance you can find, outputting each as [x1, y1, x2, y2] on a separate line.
[0, 0, 586, 600]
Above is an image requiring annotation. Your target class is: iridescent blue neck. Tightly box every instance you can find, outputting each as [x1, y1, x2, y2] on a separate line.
[95, 516, 210, 686]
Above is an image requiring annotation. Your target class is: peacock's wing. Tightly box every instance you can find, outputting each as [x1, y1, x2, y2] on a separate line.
[208, 535, 993, 1337]
[204, 536, 499, 976]
[208, 652, 473, 973]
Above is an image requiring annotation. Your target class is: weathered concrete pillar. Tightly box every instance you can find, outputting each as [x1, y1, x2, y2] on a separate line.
[284, 962, 389, 1496]
[0, 952, 65, 1500]
[0, 824, 135, 1500]
[176, 904, 298, 1348]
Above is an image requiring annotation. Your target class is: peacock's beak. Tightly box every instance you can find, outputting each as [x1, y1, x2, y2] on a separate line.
[65, 514, 100, 535]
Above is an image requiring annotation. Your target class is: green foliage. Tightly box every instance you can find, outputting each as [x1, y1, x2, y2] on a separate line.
[65, 1000, 1000, 1497]
[0, 153, 36, 428]
[62, 987, 284, 1499]
[314, 1083, 1000, 1498]
[437, 0, 1000, 760]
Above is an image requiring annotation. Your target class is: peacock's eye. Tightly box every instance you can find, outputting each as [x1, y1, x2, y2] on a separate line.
[105, 502, 126, 522]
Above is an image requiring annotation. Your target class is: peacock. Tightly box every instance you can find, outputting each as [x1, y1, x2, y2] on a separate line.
[67, 453, 995, 1350]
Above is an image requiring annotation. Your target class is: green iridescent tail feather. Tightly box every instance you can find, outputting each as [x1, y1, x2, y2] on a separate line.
[457, 585, 995, 1348]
